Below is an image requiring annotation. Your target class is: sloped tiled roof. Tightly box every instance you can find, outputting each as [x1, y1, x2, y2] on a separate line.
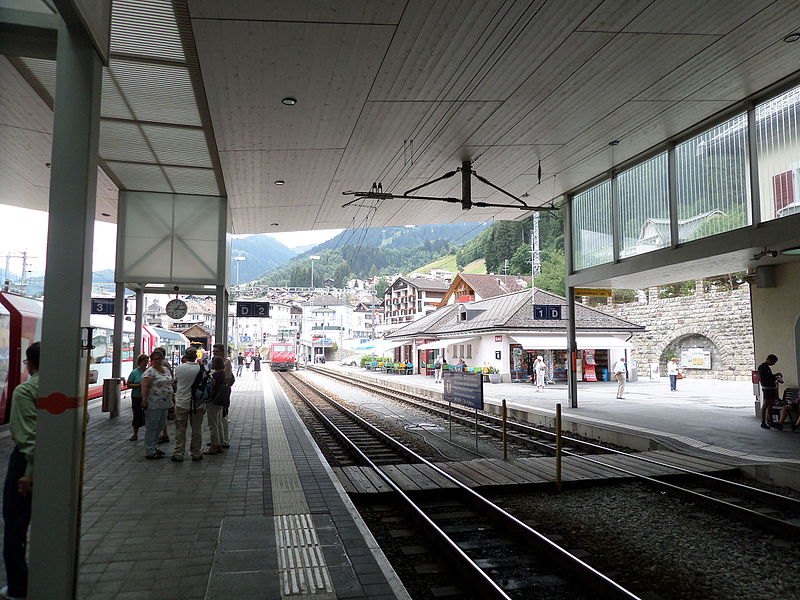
[445, 273, 530, 303]
[394, 276, 450, 292]
[306, 294, 344, 306]
[387, 289, 643, 339]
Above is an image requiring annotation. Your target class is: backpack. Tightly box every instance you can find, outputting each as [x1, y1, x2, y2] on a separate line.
[191, 365, 215, 411]
[213, 382, 231, 408]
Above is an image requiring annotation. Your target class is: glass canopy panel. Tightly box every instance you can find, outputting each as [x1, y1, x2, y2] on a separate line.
[572, 180, 612, 270]
[675, 113, 750, 243]
[755, 84, 800, 222]
[617, 152, 669, 258]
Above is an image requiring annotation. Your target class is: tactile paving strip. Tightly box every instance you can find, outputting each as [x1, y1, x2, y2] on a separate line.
[275, 514, 335, 598]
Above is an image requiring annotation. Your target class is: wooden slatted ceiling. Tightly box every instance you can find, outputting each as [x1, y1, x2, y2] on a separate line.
[187, 0, 800, 233]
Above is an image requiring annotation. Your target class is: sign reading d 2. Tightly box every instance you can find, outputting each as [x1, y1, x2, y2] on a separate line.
[236, 301, 270, 318]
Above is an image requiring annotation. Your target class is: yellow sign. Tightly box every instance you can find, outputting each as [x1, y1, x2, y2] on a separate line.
[575, 288, 612, 297]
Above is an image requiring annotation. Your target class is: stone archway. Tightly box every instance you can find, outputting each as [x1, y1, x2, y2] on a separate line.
[655, 328, 729, 380]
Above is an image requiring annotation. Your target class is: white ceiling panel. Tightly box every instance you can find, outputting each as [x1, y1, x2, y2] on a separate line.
[99, 120, 156, 163]
[105, 161, 171, 192]
[494, 32, 720, 146]
[110, 60, 201, 126]
[141, 124, 212, 167]
[163, 166, 220, 196]
[634, 1, 800, 102]
[187, 0, 406, 23]
[621, 0, 774, 35]
[219, 149, 344, 211]
[111, 0, 186, 61]
[191, 19, 394, 151]
[0, 57, 52, 132]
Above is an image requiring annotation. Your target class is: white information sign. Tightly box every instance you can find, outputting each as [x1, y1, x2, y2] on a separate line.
[680, 347, 711, 370]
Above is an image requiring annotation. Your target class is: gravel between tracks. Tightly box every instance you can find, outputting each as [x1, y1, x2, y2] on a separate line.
[493, 482, 800, 600]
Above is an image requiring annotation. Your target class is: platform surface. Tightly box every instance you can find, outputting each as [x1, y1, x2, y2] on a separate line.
[321, 364, 800, 465]
[0, 370, 408, 600]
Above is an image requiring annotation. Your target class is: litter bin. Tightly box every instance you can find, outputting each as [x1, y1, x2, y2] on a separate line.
[102, 377, 122, 418]
[598, 368, 608, 381]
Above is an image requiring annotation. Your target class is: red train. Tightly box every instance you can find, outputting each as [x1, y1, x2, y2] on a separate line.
[269, 341, 297, 371]
[0, 292, 161, 424]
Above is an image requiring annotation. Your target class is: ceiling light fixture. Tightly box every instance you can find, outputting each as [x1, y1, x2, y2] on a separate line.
[609, 140, 620, 146]
[783, 32, 800, 43]
[281, 97, 297, 106]
[780, 246, 800, 255]
[271, 223, 279, 227]
[274, 180, 285, 185]
[101, 212, 110, 217]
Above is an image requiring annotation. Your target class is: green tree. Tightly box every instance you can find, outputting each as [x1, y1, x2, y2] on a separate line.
[332, 261, 350, 287]
[375, 276, 389, 297]
[532, 249, 565, 295]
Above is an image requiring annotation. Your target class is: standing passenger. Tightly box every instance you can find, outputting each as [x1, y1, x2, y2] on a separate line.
[433, 354, 443, 383]
[204, 356, 227, 455]
[758, 354, 782, 430]
[533, 356, 547, 392]
[173, 347, 204, 462]
[253, 354, 262, 379]
[211, 344, 234, 449]
[612, 357, 627, 399]
[667, 357, 681, 392]
[126, 354, 149, 441]
[236, 352, 244, 377]
[141, 350, 172, 460]
[1, 342, 39, 600]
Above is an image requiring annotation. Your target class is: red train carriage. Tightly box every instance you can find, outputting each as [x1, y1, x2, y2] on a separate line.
[0, 292, 157, 423]
[269, 342, 297, 371]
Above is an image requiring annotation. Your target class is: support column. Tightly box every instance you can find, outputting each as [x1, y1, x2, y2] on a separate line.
[216, 285, 228, 350]
[112, 282, 124, 379]
[29, 19, 103, 600]
[566, 286, 578, 409]
[133, 288, 144, 358]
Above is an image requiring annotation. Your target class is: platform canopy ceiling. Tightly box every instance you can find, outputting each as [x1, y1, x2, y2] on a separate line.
[3, 0, 800, 233]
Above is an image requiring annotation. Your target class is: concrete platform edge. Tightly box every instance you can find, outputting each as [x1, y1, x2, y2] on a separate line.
[282, 376, 413, 600]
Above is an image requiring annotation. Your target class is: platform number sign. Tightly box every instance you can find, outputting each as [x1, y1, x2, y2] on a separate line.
[236, 301, 270, 318]
[91, 298, 115, 315]
[533, 304, 561, 320]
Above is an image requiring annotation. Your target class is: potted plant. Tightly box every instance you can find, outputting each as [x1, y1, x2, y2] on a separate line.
[485, 365, 501, 384]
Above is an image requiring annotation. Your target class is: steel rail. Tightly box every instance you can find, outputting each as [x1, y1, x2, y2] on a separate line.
[286, 371, 642, 600]
[311, 367, 800, 537]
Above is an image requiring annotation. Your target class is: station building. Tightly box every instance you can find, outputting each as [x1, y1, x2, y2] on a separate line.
[3, 1, 800, 598]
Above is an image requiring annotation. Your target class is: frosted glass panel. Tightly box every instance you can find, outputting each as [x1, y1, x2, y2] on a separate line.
[755, 84, 800, 222]
[572, 180, 612, 270]
[117, 191, 226, 285]
[618, 152, 670, 258]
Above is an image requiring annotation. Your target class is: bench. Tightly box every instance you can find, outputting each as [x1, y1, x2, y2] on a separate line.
[771, 387, 799, 420]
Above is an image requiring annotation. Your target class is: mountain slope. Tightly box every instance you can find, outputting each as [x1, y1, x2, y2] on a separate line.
[231, 235, 296, 282]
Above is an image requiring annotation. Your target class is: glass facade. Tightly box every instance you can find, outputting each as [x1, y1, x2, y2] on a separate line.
[569, 84, 800, 271]
[756, 85, 800, 222]
[572, 181, 612, 270]
[617, 152, 669, 258]
[675, 113, 750, 243]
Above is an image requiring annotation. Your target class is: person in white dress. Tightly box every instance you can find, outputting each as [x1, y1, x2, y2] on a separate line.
[533, 356, 547, 392]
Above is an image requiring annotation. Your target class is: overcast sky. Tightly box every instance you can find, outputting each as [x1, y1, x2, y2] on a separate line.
[0, 205, 341, 275]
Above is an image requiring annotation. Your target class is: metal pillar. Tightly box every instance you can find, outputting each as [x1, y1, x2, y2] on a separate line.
[133, 288, 144, 358]
[216, 285, 228, 349]
[564, 194, 578, 409]
[29, 19, 103, 600]
[112, 282, 124, 379]
[461, 160, 472, 210]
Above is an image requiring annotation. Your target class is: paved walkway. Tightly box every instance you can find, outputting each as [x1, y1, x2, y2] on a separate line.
[325, 364, 800, 464]
[0, 370, 407, 600]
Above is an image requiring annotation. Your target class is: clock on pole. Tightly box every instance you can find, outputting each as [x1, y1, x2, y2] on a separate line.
[165, 298, 188, 319]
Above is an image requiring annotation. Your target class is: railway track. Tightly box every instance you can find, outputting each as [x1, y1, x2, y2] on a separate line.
[278, 370, 641, 600]
[307, 366, 800, 540]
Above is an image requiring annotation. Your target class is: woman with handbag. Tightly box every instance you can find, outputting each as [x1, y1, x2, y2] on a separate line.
[140, 349, 174, 459]
[204, 356, 229, 455]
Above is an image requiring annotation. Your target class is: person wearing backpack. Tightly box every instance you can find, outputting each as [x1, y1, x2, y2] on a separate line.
[204, 356, 229, 455]
[172, 347, 205, 462]
[211, 344, 234, 449]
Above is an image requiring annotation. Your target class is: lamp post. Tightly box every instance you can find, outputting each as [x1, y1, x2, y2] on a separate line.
[310, 255, 320, 290]
[233, 254, 246, 349]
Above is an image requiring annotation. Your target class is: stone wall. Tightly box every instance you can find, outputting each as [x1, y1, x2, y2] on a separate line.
[597, 284, 754, 381]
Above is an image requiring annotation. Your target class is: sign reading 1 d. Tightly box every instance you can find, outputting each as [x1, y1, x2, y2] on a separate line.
[236, 301, 270, 318]
[533, 304, 561, 320]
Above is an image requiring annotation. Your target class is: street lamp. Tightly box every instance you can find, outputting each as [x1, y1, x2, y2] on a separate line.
[233, 254, 246, 350]
[310, 255, 320, 290]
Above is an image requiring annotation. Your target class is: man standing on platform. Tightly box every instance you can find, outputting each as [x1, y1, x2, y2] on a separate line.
[758, 354, 782, 430]
[2, 342, 39, 600]
[212, 344, 234, 448]
[612, 357, 627, 399]
[172, 347, 204, 462]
